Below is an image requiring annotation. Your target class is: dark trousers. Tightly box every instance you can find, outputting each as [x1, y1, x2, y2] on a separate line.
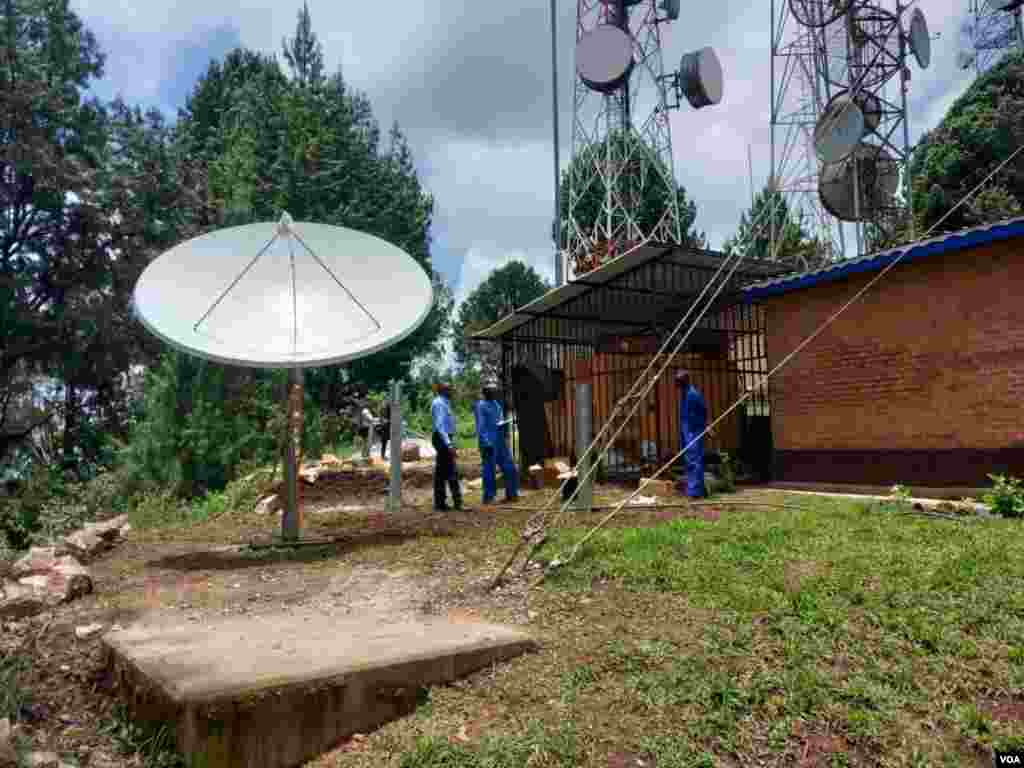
[432, 431, 462, 509]
[376, 424, 390, 460]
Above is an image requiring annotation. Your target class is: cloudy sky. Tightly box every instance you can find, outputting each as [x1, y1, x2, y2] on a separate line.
[73, 0, 983, 316]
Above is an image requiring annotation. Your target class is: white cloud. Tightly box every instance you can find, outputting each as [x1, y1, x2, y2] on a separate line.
[71, 0, 986, 306]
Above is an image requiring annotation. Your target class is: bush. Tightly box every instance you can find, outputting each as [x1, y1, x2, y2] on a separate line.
[0, 463, 90, 552]
[120, 353, 281, 501]
[983, 474, 1024, 518]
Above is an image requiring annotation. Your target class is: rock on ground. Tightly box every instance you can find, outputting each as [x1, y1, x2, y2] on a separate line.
[0, 717, 16, 767]
[0, 581, 48, 620]
[1, 553, 93, 619]
[75, 622, 105, 640]
[255, 494, 282, 515]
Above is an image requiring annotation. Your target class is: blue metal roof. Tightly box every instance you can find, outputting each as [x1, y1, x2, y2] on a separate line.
[742, 215, 1024, 301]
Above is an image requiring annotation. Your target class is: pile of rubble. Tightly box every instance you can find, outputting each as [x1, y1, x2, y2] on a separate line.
[0, 514, 129, 621]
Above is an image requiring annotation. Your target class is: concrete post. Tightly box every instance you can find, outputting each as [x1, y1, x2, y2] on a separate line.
[572, 381, 593, 511]
[282, 367, 303, 541]
[388, 380, 402, 512]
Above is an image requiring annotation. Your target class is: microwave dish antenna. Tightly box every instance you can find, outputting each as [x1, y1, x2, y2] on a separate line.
[830, 88, 883, 133]
[789, 0, 854, 28]
[957, 48, 978, 68]
[908, 8, 932, 68]
[814, 94, 866, 164]
[660, 0, 681, 20]
[677, 47, 724, 108]
[576, 24, 635, 93]
[819, 144, 900, 222]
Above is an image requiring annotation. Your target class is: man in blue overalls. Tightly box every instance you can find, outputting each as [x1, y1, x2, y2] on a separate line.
[676, 370, 707, 498]
[431, 381, 463, 511]
[474, 378, 520, 505]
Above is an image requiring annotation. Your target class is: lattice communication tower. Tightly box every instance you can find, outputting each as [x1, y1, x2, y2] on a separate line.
[564, 0, 723, 277]
[772, 0, 933, 258]
[959, 0, 1024, 73]
[770, 0, 847, 267]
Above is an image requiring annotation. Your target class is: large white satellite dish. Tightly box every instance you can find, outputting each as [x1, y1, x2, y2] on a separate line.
[576, 24, 635, 93]
[133, 213, 434, 369]
[813, 94, 865, 165]
[678, 47, 724, 108]
[908, 8, 931, 69]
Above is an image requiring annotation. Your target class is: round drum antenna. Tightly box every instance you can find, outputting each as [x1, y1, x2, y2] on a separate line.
[828, 89, 882, 134]
[813, 94, 865, 165]
[908, 8, 931, 69]
[678, 47, 724, 108]
[789, 0, 853, 28]
[576, 24, 635, 94]
[660, 0, 681, 21]
[819, 144, 900, 222]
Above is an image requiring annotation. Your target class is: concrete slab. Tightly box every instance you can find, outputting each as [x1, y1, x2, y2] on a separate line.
[104, 613, 536, 768]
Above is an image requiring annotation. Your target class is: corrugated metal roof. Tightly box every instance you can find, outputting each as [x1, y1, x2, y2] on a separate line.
[473, 242, 788, 341]
[743, 215, 1024, 301]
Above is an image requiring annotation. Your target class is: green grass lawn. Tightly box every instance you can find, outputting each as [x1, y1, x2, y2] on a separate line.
[335, 494, 1024, 768]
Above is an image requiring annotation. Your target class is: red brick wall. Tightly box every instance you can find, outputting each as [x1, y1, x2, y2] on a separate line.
[762, 238, 1024, 458]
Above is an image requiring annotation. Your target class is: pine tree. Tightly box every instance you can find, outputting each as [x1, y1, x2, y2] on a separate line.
[281, 1, 324, 89]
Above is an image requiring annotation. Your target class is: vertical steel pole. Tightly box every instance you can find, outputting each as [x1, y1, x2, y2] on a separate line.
[388, 380, 402, 512]
[769, 0, 777, 258]
[898, 0, 915, 242]
[551, 0, 564, 286]
[282, 367, 303, 541]
[572, 381, 593, 511]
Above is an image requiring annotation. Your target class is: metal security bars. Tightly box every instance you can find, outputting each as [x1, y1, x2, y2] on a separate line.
[475, 244, 787, 482]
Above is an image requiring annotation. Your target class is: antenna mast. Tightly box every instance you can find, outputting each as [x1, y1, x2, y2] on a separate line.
[565, 0, 720, 277]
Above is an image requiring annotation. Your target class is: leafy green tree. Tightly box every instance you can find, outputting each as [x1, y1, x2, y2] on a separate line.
[0, 0, 111, 470]
[722, 185, 821, 270]
[453, 261, 550, 373]
[559, 128, 706, 263]
[910, 51, 1024, 235]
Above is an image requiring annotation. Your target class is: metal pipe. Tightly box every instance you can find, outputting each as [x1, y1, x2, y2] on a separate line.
[769, 0, 777, 258]
[388, 380, 402, 512]
[551, 0, 563, 286]
[573, 381, 594, 511]
[898, 1, 915, 241]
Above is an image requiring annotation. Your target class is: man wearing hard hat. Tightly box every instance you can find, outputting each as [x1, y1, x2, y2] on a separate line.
[474, 377, 520, 505]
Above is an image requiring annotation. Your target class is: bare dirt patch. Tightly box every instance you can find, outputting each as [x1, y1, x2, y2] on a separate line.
[783, 559, 832, 594]
[981, 697, 1024, 723]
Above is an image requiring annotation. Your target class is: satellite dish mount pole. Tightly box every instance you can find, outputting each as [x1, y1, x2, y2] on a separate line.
[282, 367, 304, 541]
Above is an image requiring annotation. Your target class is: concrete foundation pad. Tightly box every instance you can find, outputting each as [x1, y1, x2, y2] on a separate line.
[104, 613, 536, 768]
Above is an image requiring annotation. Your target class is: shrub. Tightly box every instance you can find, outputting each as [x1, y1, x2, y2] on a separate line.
[983, 474, 1024, 518]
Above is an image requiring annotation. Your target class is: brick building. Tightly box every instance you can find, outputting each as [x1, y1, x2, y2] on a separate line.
[743, 216, 1024, 488]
